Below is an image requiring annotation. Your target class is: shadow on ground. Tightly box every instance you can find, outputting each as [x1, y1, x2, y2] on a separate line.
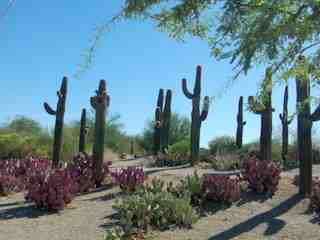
[0, 204, 55, 220]
[208, 194, 304, 240]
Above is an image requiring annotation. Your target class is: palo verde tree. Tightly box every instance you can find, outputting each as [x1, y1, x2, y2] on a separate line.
[82, 1, 320, 82]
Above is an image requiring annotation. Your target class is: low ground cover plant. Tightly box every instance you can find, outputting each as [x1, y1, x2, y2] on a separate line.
[0, 157, 51, 196]
[242, 156, 281, 195]
[68, 153, 112, 193]
[25, 168, 75, 211]
[111, 166, 146, 193]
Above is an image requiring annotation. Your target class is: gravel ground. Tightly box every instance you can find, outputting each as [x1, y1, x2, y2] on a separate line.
[1, 158, 320, 240]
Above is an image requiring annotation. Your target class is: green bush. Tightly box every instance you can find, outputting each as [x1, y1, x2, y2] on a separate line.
[113, 188, 198, 236]
[208, 136, 237, 155]
[171, 171, 203, 206]
[154, 139, 191, 167]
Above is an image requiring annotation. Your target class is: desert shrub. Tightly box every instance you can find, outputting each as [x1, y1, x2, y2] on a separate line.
[113, 188, 198, 236]
[169, 139, 190, 159]
[154, 139, 191, 167]
[25, 168, 75, 211]
[202, 174, 241, 204]
[139, 113, 191, 153]
[111, 167, 146, 193]
[242, 157, 281, 195]
[208, 136, 237, 155]
[0, 157, 51, 196]
[210, 150, 241, 171]
[171, 171, 203, 206]
[67, 153, 111, 193]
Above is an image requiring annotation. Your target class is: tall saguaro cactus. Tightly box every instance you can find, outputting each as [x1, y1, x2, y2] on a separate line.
[295, 59, 320, 195]
[44, 77, 68, 168]
[153, 89, 172, 155]
[248, 68, 273, 161]
[79, 108, 87, 153]
[182, 65, 210, 165]
[279, 86, 293, 166]
[154, 89, 164, 155]
[236, 96, 246, 148]
[161, 90, 172, 153]
[90, 80, 110, 188]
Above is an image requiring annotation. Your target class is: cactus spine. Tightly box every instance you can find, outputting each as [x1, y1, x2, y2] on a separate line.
[153, 89, 172, 155]
[182, 65, 210, 165]
[44, 77, 68, 168]
[248, 68, 273, 161]
[90, 80, 110, 188]
[236, 96, 246, 148]
[296, 57, 320, 195]
[279, 86, 293, 167]
[79, 108, 87, 153]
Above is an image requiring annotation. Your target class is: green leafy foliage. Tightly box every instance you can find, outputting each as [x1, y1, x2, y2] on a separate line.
[208, 136, 238, 155]
[138, 113, 191, 153]
[112, 179, 199, 237]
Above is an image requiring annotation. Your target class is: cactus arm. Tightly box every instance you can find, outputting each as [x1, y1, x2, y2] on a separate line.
[157, 89, 164, 110]
[310, 103, 320, 121]
[106, 95, 110, 107]
[248, 96, 263, 114]
[279, 113, 284, 122]
[44, 102, 56, 115]
[288, 115, 295, 124]
[200, 96, 210, 121]
[90, 96, 97, 109]
[182, 78, 194, 99]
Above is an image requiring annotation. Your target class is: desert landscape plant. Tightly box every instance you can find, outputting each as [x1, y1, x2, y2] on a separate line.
[242, 156, 281, 195]
[182, 65, 210, 165]
[25, 168, 75, 211]
[91, 79, 110, 187]
[111, 166, 146, 193]
[236, 96, 246, 148]
[279, 85, 294, 166]
[248, 68, 273, 161]
[44, 77, 68, 168]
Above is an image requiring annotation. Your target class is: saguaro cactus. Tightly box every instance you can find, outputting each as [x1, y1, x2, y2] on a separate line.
[153, 89, 164, 155]
[182, 65, 210, 165]
[248, 68, 273, 161]
[153, 89, 172, 155]
[130, 140, 134, 155]
[236, 96, 246, 148]
[44, 77, 68, 168]
[91, 80, 110, 188]
[279, 85, 294, 166]
[161, 90, 172, 153]
[296, 58, 320, 195]
[79, 108, 87, 153]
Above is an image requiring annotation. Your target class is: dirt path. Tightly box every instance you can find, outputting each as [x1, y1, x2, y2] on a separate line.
[1, 159, 320, 240]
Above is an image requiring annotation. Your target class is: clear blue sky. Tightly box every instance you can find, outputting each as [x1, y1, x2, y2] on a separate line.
[1, 1, 306, 147]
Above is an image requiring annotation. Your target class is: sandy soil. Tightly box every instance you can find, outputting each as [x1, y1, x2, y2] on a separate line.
[1, 157, 320, 240]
